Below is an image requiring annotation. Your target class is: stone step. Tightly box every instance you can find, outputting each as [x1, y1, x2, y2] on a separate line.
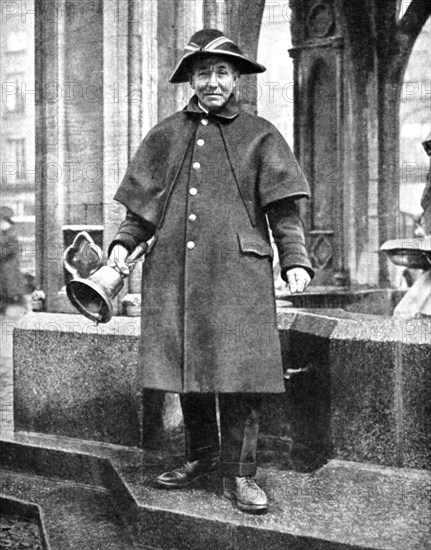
[1, 432, 430, 550]
[1, 471, 138, 550]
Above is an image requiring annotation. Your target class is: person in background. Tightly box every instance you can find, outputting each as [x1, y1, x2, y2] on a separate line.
[0, 207, 25, 315]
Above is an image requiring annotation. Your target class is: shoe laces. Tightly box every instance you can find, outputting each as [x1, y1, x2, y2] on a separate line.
[241, 476, 257, 488]
[238, 476, 263, 498]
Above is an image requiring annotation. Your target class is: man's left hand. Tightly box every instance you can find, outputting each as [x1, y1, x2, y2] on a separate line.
[285, 267, 311, 294]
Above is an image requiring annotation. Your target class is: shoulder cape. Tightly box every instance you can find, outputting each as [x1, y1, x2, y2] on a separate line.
[113, 101, 310, 228]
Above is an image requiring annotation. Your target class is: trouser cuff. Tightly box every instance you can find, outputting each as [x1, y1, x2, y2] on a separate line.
[221, 461, 257, 477]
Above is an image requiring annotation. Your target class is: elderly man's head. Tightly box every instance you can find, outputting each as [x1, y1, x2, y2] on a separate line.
[188, 55, 240, 112]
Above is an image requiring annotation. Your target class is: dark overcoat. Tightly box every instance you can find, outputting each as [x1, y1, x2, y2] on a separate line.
[112, 95, 312, 394]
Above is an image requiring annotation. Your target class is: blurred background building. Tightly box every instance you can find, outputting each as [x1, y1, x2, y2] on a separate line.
[0, 0, 35, 284]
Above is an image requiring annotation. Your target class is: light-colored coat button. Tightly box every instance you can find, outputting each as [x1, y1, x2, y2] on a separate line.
[188, 213, 197, 222]
[201, 118, 208, 126]
[193, 162, 201, 170]
[189, 187, 197, 196]
[187, 241, 195, 250]
[197, 139, 205, 147]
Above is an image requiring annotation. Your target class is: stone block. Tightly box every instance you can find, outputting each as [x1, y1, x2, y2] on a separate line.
[329, 314, 431, 469]
[266, 310, 431, 470]
[259, 310, 336, 470]
[330, 323, 398, 465]
[400, 319, 431, 468]
[13, 313, 144, 447]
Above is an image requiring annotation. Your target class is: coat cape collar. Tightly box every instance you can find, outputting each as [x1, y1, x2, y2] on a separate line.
[184, 94, 240, 120]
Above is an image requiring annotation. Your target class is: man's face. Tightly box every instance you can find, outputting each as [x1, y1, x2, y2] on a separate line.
[189, 56, 239, 112]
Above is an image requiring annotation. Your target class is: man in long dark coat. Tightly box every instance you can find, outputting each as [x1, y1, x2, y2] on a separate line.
[108, 29, 314, 514]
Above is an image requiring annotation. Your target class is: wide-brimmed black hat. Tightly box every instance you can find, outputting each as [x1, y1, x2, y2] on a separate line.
[169, 29, 266, 83]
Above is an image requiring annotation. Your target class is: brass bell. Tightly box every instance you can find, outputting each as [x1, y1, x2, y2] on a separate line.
[64, 232, 149, 323]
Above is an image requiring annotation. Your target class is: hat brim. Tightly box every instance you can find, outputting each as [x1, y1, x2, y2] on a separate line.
[169, 50, 266, 83]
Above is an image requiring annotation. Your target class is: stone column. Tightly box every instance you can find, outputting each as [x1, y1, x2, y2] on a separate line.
[35, 0, 67, 311]
[223, 0, 266, 115]
[102, 0, 130, 313]
[289, 1, 348, 287]
[123, 0, 145, 302]
[174, 0, 204, 111]
[289, 0, 388, 288]
[35, 0, 110, 312]
[35, 0, 152, 314]
[203, 0, 226, 30]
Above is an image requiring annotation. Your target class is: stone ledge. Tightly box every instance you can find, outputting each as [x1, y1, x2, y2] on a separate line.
[1, 434, 430, 550]
[12, 311, 431, 468]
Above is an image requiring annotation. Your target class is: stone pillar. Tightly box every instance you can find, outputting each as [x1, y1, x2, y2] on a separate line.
[203, 0, 226, 30]
[289, 0, 349, 287]
[124, 0, 203, 311]
[223, 0, 266, 115]
[35, 0, 111, 312]
[141, 0, 159, 137]
[174, 0, 204, 111]
[35, 0, 62, 311]
[157, 0, 203, 125]
[35, 0, 161, 314]
[102, 0, 130, 313]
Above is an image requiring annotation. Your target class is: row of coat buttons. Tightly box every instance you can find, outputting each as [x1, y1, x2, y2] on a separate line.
[187, 122, 207, 251]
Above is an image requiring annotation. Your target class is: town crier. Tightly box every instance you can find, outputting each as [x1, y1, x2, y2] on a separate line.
[108, 29, 314, 514]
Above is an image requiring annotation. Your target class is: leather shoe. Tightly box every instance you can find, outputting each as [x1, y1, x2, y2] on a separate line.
[223, 476, 268, 514]
[155, 456, 219, 489]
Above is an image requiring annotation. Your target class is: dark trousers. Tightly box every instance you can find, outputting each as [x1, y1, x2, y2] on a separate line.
[180, 393, 262, 477]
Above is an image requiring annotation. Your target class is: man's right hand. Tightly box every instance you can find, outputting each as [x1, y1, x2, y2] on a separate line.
[107, 244, 130, 276]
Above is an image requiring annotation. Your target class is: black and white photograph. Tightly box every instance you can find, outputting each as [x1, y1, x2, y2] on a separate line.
[0, 1, 430, 548]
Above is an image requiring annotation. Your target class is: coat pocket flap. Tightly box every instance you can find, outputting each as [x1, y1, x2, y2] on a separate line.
[237, 233, 274, 259]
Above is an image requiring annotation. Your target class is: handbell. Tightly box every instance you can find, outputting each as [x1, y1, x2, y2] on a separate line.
[66, 241, 148, 324]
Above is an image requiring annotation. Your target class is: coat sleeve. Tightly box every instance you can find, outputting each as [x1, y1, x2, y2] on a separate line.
[108, 210, 156, 256]
[265, 198, 315, 281]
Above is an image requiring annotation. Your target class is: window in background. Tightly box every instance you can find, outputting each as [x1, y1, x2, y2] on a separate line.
[4, 72, 25, 113]
[4, 138, 26, 183]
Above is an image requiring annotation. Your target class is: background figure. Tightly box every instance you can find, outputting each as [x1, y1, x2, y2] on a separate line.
[0, 207, 25, 315]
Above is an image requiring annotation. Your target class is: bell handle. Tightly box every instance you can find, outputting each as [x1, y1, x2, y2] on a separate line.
[124, 241, 149, 270]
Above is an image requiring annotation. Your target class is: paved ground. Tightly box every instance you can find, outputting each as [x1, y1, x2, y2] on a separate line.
[0, 299, 30, 438]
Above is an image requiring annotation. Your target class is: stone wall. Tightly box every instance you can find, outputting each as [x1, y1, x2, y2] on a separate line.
[13, 310, 431, 469]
